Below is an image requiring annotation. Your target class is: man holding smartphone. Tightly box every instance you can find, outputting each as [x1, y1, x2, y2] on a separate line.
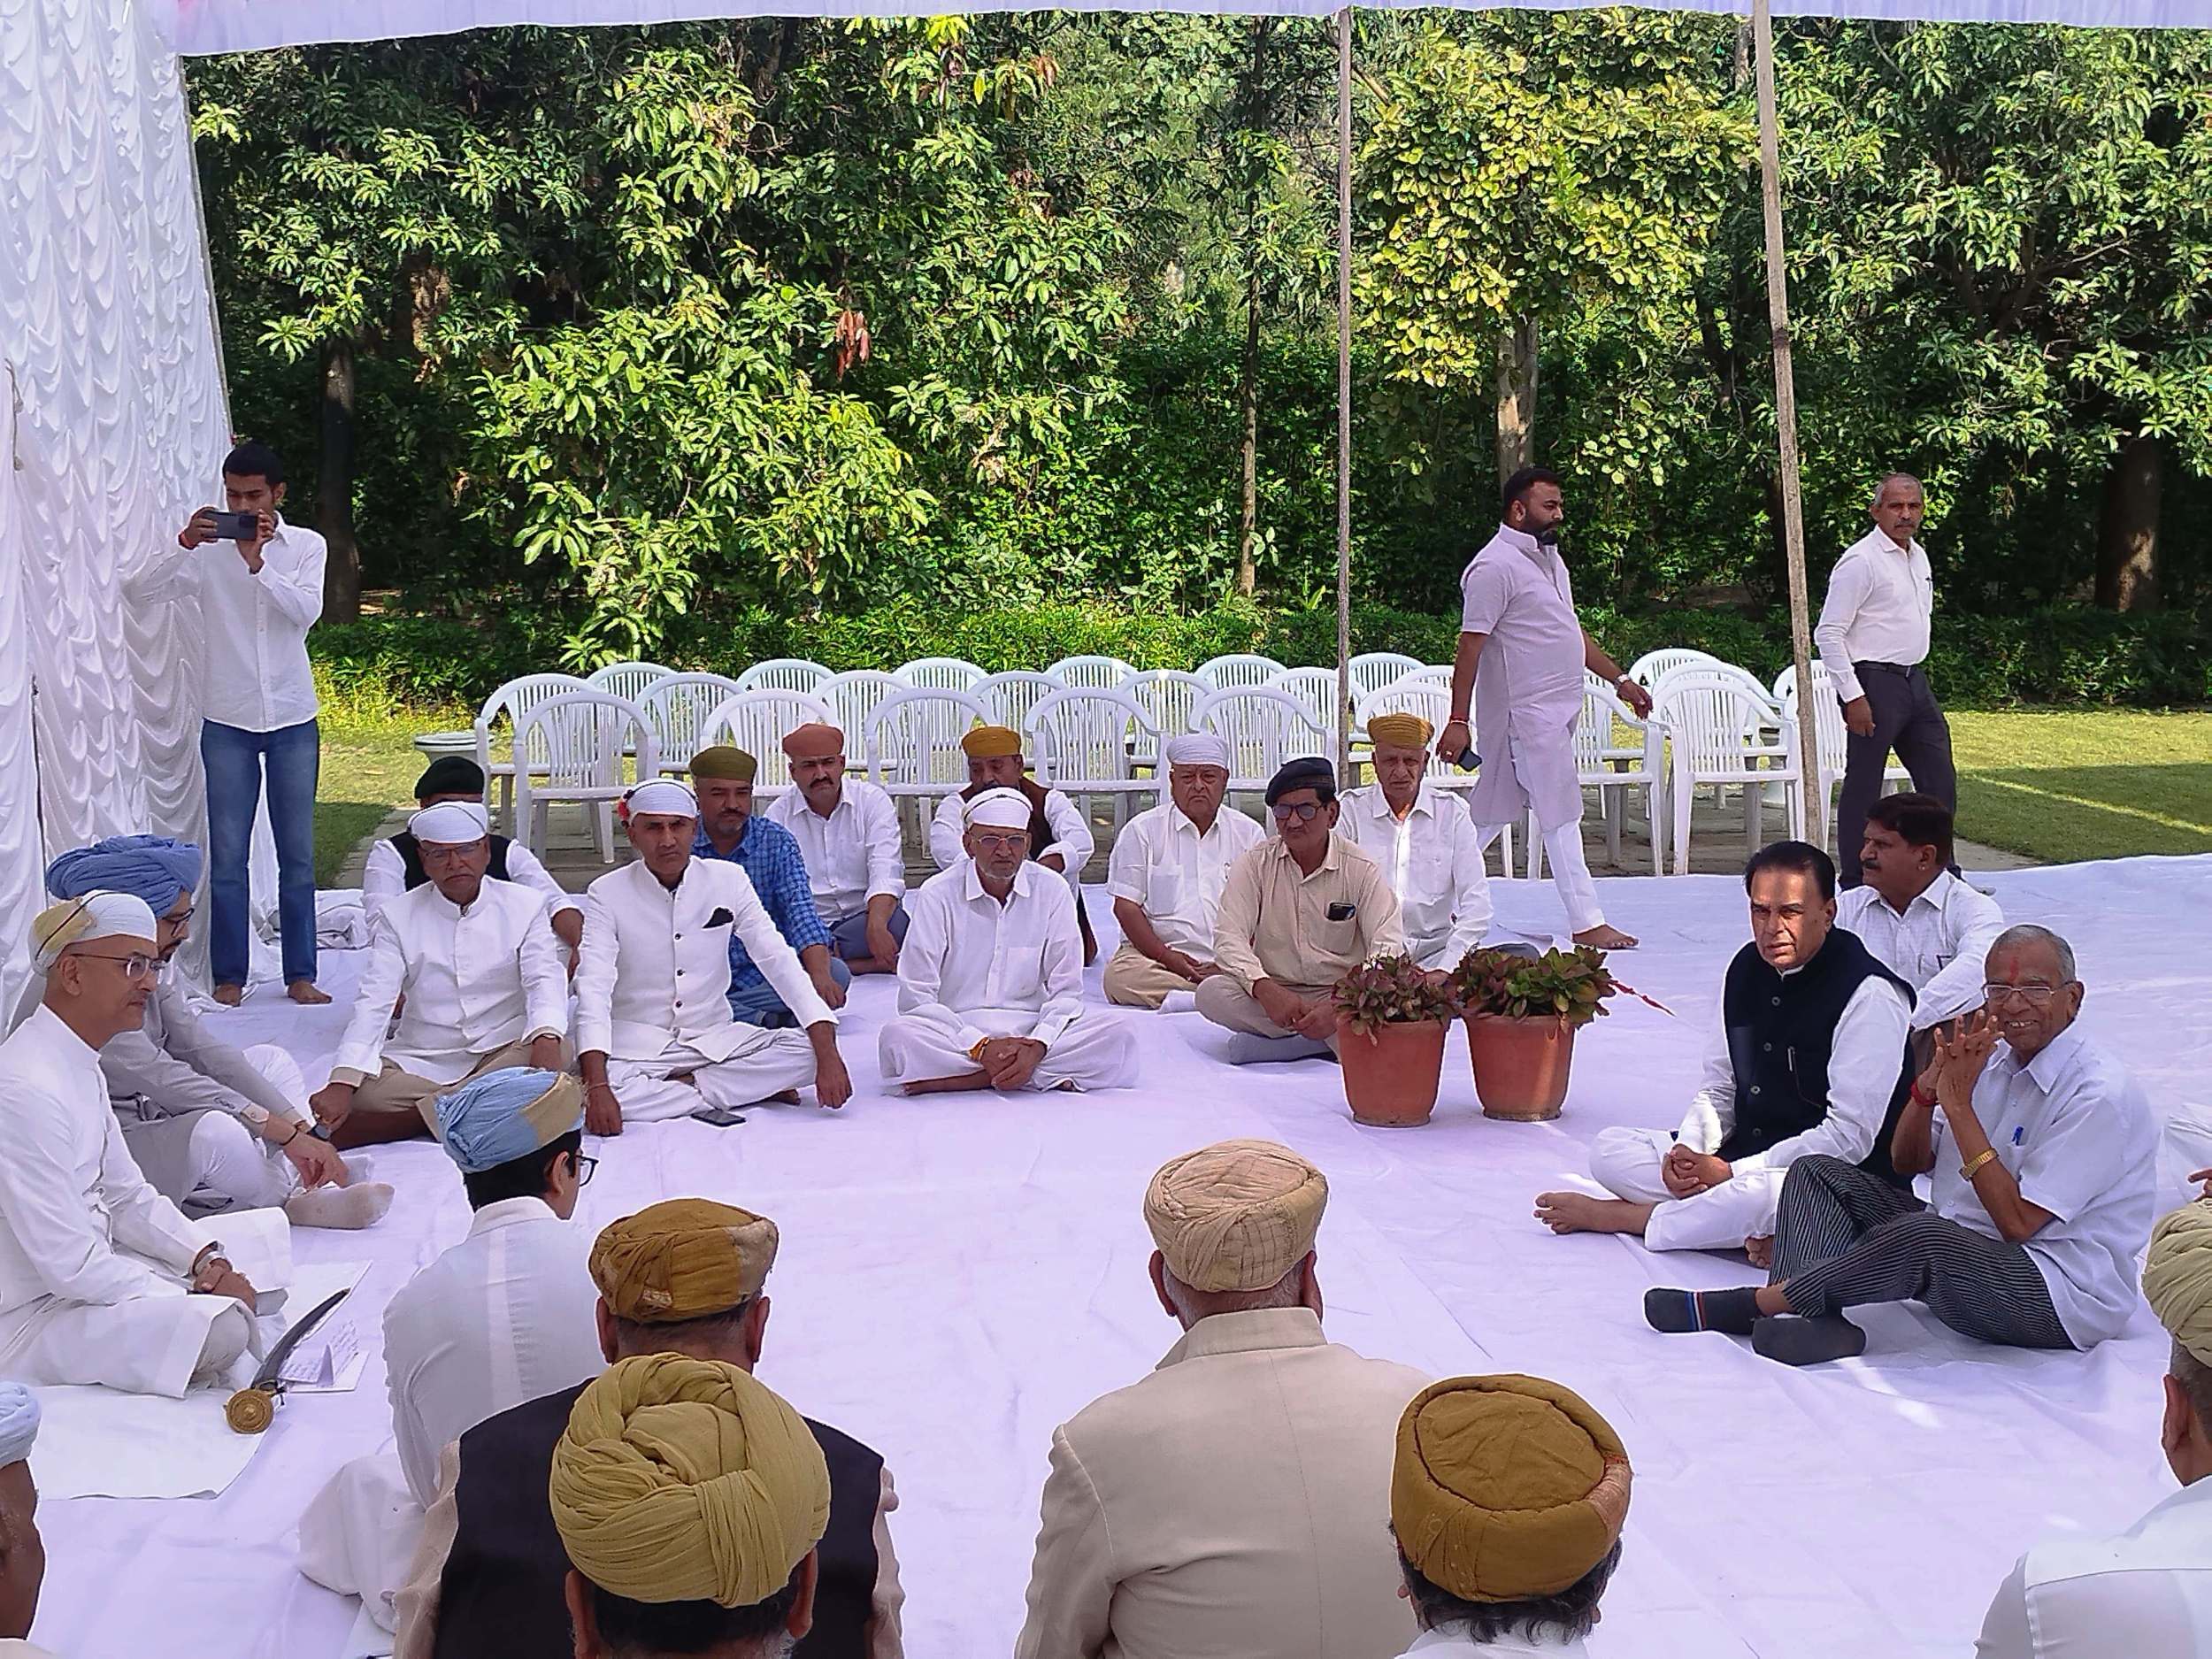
[171, 442, 327, 1005]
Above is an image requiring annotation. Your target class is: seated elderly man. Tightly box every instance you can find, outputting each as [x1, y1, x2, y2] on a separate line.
[1389, 1376, 1631, 1657]
[577, 780, 851, 1133]
[765, 722, 909, 974]
[1538, 841, 1913, 1258]
[298, 1069, 603, 1632]
[1974, 1199, 2212, 1657]
[1341, 713, 1492, 971]
[928, 724, 1097, 964]
[880, 788, 1135, 1095]
[311, 802, 569, 1148]
[43, 836, 388, 1230]
[1016, 1140, 1426, 1659]
[395, 1198, 903, 1659]
[361, 756, 581, 954]
[551, 1356, 831, 1659]
[687, 746, 849, 1027]
[0, 1384, 51, 1655]
[1198, 757, 1403, 1064]
[1648, 924, 2159, 1365]
[1102, 732, 1264, 1010]
[0, 895, 258, 1396]
[1837, 793, 2005, 1052]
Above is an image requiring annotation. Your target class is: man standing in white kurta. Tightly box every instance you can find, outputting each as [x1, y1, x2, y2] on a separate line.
[1102, 733, 1264, 1010]
[880, 789, 1136, 1094]
[1437, 466, 1651, 949]
[576, 780, 853, 1133]
[0, 895, 260, 1397]
[1340, 713, 1491, 972]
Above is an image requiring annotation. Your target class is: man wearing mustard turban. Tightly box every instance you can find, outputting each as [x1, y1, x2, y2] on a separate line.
[1976, 1197, 2212, 1656]
[764, 725, 909, 976]
[1388, 1375, 1630, 1655]
[926, 725, 1099, 965]
[394, 1198, 904, 1659]
[360, 754, 582, 955]
[1016, 1141, 1426, 1659]
[1340, 713, 1493, 972]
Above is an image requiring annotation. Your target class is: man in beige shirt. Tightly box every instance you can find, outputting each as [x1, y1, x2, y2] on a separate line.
[1014, 1139, 1427, 1659]
[1198, 757, 1403, 1062]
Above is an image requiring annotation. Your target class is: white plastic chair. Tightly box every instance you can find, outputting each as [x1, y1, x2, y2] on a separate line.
[864, 689, 991, 796]
[1025, 688, 1157, 799]
[734, 657, 833, 696]
[510, 691, 657, 862]
[1267, 666, 1347, 756]
[894, 657, 987, 694]
[474, 672, 590, 831]
[1628, 648, 1728, 690]
[585, 661, 676, 704]
[636, 672, 743, 775]
[974, 671, 1065, 736]
[1192, 687, 1330, 791]
[1125, 670, 1209, 749]
[696, 690, 836, 795]
[1193, 653, 1287, 694]
[1348, 651, 1423, 700]
[1045, 655, 1137, 692]
[819, 670, 904, 744]
[1651, 672, 1796, 876]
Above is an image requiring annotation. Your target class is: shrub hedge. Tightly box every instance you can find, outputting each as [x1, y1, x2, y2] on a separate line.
[312, 601, 2210, 714]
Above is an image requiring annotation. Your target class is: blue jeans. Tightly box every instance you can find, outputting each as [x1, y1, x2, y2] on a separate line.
[827, 902, 908, 962]
[201, 718, 320, 987]
[728, 956, 852, 1028]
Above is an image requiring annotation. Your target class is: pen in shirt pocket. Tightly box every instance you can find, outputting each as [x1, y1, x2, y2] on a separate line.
[2012, 1125, 2024, 1146]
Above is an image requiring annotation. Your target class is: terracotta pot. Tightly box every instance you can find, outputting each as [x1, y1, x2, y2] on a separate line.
[1335, 1015, 1448, 1127]
[1464, 1012, 1577, 1121]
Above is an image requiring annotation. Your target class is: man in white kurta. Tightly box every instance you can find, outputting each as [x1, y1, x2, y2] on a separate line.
[1836, 792, 2003, 1040]
[1102, 733, 1265, 1010]
[1340, 713, 1491, 972]
[1438, 468, 1649, 949]
[927, 723, 1098, 963]
[577, 780, 852, 1132]
[0, 895, 259, 1397]
[880, 789, 1136, 1094]
[311, 803, 569, 1147]
[360, 754, 581, 953]
[764, 722, 910, 973]
[298, 1069, 603, 1632]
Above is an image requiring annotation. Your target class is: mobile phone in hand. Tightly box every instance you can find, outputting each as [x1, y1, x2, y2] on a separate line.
[208, 509, 260, 541]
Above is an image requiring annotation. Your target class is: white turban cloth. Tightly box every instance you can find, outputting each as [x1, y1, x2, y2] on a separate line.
[1164, 733, 1232, 769]
[965, 787, 1033, 830]
[626, 779, 700, 819]
[32, 891, 159, 970]
[409, 800, 491, 844]
[0, 1382, 37, 1466]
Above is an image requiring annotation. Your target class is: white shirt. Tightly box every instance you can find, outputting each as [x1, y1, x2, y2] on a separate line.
[1457, 525, 1587, 828]
[190, 514, 327, 731]
[330, 877, 569, 1087]
[380, 1195, 603, 1509]
[1340, 782, 1492, 969]
[575, 856, 833, 1063]
[1836, 873, 2006, 1031]
[361, 833, 578, 925]
[1105, 800, 1266, 959]
[1394, 1624, 1590, 1658]
[929, 786, 1094, 894]
[1675, 952, 1914, 1178]
[1815, 526, 1935, 702]
[1977, 1477, 2212, 1659]
[897, 860, 1086, 1051]
[766, 775, 906, 922]
[1930, 1025, 2158, 1348]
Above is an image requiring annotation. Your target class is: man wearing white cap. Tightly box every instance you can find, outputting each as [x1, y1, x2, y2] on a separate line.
[1102, 733, 1265, 1010]
[1341, 713, 1492, 972]
[0, 895, 259, 1396]
[880, 788, 1136, 1094]
[361, 756, 582, 952]
[575, 780, 852, 1133]
[311, 801, 570, 1148]
[0, 1382, 51, 1654]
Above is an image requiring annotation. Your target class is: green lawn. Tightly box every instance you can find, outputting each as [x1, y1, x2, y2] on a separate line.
[1950, 710, 2212, 865]
[316, 710, 467, 885]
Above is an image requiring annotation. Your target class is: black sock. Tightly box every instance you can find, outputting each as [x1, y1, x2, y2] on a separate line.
[1752, 1313, 1867, 1366]
[1644, 1286, 1761, 1336]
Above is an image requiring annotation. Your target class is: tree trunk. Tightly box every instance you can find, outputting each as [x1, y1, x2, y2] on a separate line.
[1237, 264, 1261, 597]
[2095, 434, 2162, 611]
[319, 339, 362, 622]
[1494, 314, 1539, 488]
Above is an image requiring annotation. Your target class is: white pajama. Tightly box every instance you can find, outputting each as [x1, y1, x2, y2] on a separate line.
[1588, 1126, 1786, 1252]
[1480, 815, 1603, 937]
[878, 1005, 1137, 1093]
[117, 1042, 306, 1213]
[607, 1033, 822, 1121]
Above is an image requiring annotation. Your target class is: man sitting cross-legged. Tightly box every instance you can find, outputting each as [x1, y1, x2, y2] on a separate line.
[764, 723, 909, 975]
[311, 802, 568, 1148]
[928, 724, 1098, 964]
[576, 780, 851, 1134]
[1537, 840, 1913, 1260]
[1340, 713, 1492, 971]
[1647, 924, 2159, 1365]
[1197, 757, 1403, 1064]
[361, 755, 582, 957]
[879, 788, 1135, 1096]
[1837, 792, 2005, 1054]
[1102, 732, 1264, 1010]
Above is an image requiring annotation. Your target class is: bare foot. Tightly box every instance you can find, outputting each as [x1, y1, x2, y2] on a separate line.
[1572, 925, 1639, 950]
[1534, 1191, 1654, 1236]
[1745, 1235, 1773, 1270]
[767, 1089, 802, 1105]
[287, 979, 331, 1005]
[213, 983, 244, 1006]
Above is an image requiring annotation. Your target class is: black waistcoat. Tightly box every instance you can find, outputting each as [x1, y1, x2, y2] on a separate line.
[394, 829, 513, 890]
[1718, 927, 1916, 1186]
[432, 1380, 884, 1659]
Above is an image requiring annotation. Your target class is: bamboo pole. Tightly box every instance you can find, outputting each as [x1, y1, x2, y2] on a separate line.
[1752, 0, 1823, 846]
[1333, 5, 1353, 779]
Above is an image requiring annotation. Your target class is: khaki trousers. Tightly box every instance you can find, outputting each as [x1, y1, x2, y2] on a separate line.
[1102, 945, 1195, 1010]
[1194, 976, 1337, 1044]
[355, 1037, 567, 1134]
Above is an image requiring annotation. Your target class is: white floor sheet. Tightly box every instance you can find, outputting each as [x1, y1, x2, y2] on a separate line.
[31, 855, 2212, 1659]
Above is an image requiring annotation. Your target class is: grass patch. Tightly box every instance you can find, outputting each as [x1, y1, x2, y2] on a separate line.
[316, 705, 468, 886]
[1949, 710, 2212, 865]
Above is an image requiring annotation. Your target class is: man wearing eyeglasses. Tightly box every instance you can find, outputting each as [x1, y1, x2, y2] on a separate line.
[300, 1069, 604, 1636]
[1199, 757, 1403, 1064]
[1647, 924, 2160, 1366]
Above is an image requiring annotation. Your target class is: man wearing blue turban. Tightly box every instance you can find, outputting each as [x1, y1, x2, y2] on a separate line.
[42, 837, 391, 1232]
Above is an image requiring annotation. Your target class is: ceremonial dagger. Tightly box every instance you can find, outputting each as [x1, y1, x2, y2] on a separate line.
[225, 1286, 353, 1434]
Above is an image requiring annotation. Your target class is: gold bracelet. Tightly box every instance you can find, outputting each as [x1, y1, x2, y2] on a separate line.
[1959, 1148, 1999, 1180]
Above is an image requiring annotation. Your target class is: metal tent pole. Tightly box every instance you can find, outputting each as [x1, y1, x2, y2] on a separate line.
[1333, 5, 1353, 779]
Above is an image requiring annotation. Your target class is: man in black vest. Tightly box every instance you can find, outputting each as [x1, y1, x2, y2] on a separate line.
[391, 1198, 902, 1659]
[1536, 841, 1914, 1262]
[361, 755, 582, 956]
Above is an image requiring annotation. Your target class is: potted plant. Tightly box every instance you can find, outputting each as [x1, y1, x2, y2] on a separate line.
[1332, 954, 1458, 1127]
[1447, 946, 1619, 1122]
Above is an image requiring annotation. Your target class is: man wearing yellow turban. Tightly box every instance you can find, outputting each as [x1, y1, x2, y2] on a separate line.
[1975, 1196, 2212, 1656]
[926, 725, 1099, 965]
[1340, 712, 1493, 971]
[1016, 1141, 1427, 1659]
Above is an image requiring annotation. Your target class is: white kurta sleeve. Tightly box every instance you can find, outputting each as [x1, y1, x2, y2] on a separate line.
[573, 890, 621, 1057]
[863, 789, 906, 902]
[1675, 996, 1738, 1155]
[1915, 886, 2006, 1031]
[1041, 790, 1094, 878]
[1030, 885, 1087, 1050]
[0, 1086, 197, 1303]
[927, 795, 964, 871]
[1104, 814, 1152, 905]
[1971, 1554, 2033, 1659]
[506, 841, 581, 917]
[720, 864, 833, 1029]
[1815, 553, 1873, 703]
[99, 1116, 210, 1275]
[1441, 812, 1493, 963]
[360, 839, 404, 922]
[1459, 556, 1516, 635]
[257, 537, 326, 630]
[329, 916, 411, 1085]
[1729, 978, 1912, 1176]
[106, 980, 303, 1125]
[516, 902, 570, 1042]
[1012, 1425, 1117, 1659]
[894, 885, 989, 1054]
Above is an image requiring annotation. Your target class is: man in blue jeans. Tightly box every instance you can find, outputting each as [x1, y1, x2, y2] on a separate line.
[173, 442, 328, 1005]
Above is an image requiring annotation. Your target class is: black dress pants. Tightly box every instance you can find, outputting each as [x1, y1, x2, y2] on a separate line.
[1837, 661, 1955, 887]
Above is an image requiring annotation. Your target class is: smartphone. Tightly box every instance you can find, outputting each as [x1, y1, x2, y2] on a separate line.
[689, 1103, 748, 1128]
[207, 509, 260, 541]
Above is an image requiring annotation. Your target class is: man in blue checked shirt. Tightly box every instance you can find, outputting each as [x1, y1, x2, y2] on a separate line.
[687, 747, 849, 1027]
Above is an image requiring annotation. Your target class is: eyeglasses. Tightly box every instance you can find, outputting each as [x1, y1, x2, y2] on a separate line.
[1983, 982, 2063, 1007]
[1271, 802, 1324, 824]
[161, 905, 196, 927]
[972, 833, 1028, 852]
[572, 1154, 598, 1187]
[70, 951, 164, 980]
